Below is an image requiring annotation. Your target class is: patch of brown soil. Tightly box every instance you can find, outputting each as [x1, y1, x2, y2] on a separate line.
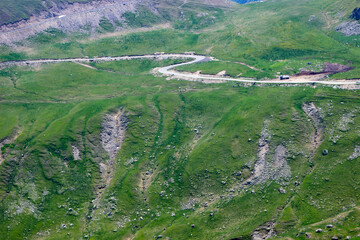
[323, 62, 353, 74]
[85, 23, 171, 42]
[74, 62, 96, 70]
[296, 62, 353, 76]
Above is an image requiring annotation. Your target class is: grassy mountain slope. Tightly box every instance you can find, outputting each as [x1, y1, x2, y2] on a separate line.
[2, 0, 360, 78]
[0, 0, 360, 239]
[0, 60, 359, 239]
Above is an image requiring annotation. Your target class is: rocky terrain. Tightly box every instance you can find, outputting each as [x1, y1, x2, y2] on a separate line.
[336, 7, 360, 36]
[0, 129, 22, 166]
[252, 120, 291, 185]
[0, 0, 145, 44]
[100, 108, 127, 161]
[336, 21, 360, 36]
[91, 109, 128, 222]
[0, 0, 234, 44]
[350, 7, 360, 21]
[302, 102, 324, 151]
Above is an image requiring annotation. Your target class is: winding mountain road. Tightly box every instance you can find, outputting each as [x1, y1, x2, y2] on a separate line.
[1, 53, 359, 85]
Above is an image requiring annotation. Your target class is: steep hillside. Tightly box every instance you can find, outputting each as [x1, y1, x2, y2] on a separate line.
[0, 0, 94, 26]
[0, 0, 360, 239]
[0, 0, 235, 44]
[0, 57, 359, 239]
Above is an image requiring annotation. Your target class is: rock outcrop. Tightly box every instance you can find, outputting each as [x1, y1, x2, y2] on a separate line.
[101, 108, 128, 161]
[349, 146, 360, 160]
[252, 120, 291, 185]
[350, 7, 360, 21]
[92, 108, 127, 212]
[302, 102, 324, 151]
[336, 21, 360, 36]
[0, 0, 234, 44]
[0, 0, 145, 44]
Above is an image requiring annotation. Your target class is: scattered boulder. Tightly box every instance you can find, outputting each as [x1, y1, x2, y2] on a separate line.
[279, 187, 286, 194]
[315, 229, 323, 233]
[322, 149, 329, 156]
[350, 8, 360, 20]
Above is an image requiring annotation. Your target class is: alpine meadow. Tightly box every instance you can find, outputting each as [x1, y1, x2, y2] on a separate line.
[0, 0, 360, 240]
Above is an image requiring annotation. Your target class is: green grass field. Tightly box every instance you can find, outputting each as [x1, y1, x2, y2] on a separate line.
[0, 57, 359, 239]
[175, 60, 273, 79]
[1, 0, 360, 239]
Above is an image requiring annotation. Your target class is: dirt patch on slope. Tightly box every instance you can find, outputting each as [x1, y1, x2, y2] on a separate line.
[138, 168, 157, 201]
[101, 108, 127, 161]
[302, 102, 324, 151]
[0, 128, 22, 166]
[253, 120, 271, 180]
[271, 145, 291, 180]
[74, 62, 96, 70]
[296, 62, 353, 76]
[92, 108, 127, 207]
[85, 23, 171, 41]
[323, 62, 353, 74]
[252, 221, 276, 240]
[252, 121, 291, 185]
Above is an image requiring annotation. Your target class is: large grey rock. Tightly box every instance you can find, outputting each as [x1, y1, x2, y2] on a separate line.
[336, 21, 360, 36]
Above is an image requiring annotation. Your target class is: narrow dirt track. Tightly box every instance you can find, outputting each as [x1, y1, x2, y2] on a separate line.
[1, 53, 359, 85]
